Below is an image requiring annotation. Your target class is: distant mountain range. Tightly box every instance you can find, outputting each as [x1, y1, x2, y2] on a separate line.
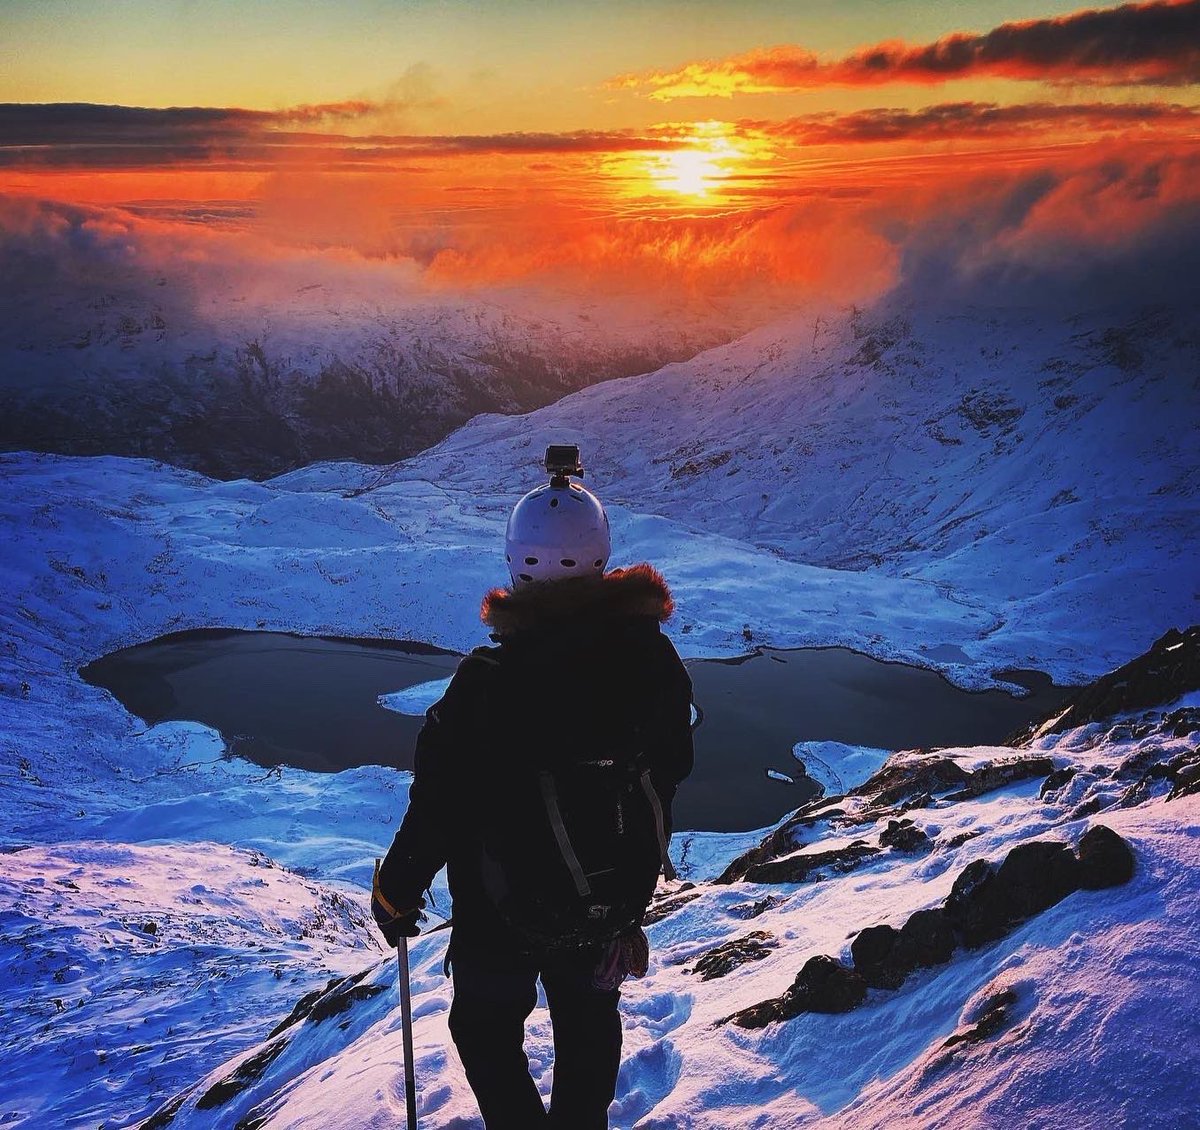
[0, 270, 735, 479]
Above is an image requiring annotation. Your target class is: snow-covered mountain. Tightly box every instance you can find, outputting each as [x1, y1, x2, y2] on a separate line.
[0, 259, 736, 479]
[1, 295, 1196, 1128]
[355, 300, 1197, 685]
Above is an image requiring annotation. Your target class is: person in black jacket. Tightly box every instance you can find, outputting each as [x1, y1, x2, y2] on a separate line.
[373, 447, 693, 1130]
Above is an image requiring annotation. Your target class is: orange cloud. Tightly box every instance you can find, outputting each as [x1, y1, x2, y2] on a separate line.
[613, 0, 1200, 98]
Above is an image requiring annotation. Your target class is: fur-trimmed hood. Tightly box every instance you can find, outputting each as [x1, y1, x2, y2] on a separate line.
[481, 563, 674, 636]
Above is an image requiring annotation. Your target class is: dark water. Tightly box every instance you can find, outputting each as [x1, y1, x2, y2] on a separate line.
[81, 630, 1072, 833]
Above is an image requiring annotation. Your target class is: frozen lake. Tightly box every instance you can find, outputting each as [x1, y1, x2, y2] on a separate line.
[81, 630, 1072, 832]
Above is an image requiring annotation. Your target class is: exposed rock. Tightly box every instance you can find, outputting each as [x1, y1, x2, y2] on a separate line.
[268, 980, 336, 1040]
[741, 841, 879, 885]
[308, 980, 386, 1025]
[267, 969, 375, 1038]
[722, 999, 780, 1030]
[879, 819, 930, 853]
[1116, 746, 1178, 780]
[137, 1089, 190, 1130]
[1169, 753, 1200, 800]
[1012, 626, 1199, 741]
[726, 895, 787, 920]
[944, 841, 1081, 949]
[1166, 709, 1200, 738]
[944, 757, 1057, 801]
[943, 859, 1004, 949]
[942, 829, 982, 850]
[196, 1038, 290, 1109]
[785, 955, 868, 1015]
[896, 907, 956, 969]
[942, 987, 1019, 1049]
[850, 924, 905, 989]
[1118, 776, 1171, 808]
[1077, 825, 1136, 889]
[715, 796, 839, 883]
[996, 840, 1081, 920]
[853, 904, 958, 992]
[643, 890, 702, 925]
[723, 955, 867, 1029]
[1039, 766, 1077, 798]
[853, 757, 970, 808]
[851, 924, 898, 969]
[691, 931, 778, 981]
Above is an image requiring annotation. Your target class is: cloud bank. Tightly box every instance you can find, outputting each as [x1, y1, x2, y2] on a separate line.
[613, 0, 1200, 98]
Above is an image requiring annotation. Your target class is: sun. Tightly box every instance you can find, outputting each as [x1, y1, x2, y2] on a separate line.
[648, 148, 727, 197]
[641, 123, 749, 199]
[602, 122, 764, 207]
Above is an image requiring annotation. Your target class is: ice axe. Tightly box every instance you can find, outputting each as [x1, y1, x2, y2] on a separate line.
[376, 859, 418, 1130]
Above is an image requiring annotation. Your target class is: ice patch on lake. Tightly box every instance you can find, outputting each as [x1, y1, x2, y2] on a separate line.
[792, 740, 892, 795]
[379, 677, 454, 716]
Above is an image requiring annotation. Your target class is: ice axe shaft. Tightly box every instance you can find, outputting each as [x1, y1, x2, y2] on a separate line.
[377, 857, 418, 1129]
[398, 937, 418, 1130]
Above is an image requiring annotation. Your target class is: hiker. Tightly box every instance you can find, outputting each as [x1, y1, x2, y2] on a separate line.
[372, 444, 694, 1129]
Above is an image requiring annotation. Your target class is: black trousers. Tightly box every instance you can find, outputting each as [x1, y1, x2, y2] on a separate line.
[448, 942, 622, 1130]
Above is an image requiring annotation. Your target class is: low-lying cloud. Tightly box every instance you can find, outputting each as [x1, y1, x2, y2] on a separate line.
[2, 136, 1197, 342]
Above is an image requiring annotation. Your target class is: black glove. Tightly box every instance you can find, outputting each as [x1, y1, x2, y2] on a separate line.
[372, 858, 424, 946]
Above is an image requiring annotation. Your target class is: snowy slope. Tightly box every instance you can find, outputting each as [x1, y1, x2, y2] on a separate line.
[0, 841, 377, 1130]
[369, 301, 1198, 682]
[0, 297, 1195, 1128]
[133, 710, 1200, 1130]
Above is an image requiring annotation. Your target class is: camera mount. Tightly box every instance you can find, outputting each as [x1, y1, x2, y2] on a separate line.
[545, 444, 584, 487]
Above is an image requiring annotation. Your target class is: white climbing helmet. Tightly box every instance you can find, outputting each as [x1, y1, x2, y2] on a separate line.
[506, 444, 610, 585]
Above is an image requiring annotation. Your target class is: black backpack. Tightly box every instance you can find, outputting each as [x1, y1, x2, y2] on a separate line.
[475, 651, 677, 950]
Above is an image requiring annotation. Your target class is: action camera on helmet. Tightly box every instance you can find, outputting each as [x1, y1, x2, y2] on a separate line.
[506, 444, 610, 585]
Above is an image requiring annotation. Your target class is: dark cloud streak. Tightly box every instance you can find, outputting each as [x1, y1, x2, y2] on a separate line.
[761, 100, 1200, 143]
[0, 103, 682, 170]
[617, 0, 1200, 95]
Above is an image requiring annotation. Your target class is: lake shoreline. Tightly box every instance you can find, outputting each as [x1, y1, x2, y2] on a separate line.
[81, 628, 1076, 833]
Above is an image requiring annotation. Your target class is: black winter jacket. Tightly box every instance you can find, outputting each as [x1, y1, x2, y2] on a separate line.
[377, 565, 694, 949]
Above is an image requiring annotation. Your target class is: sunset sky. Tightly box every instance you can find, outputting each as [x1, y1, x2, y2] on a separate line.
[2, 0, 1198, 313]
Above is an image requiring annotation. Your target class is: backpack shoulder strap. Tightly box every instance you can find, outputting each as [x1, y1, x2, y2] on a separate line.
[538, 771, 592, 897]
[638, 770, 678, 881]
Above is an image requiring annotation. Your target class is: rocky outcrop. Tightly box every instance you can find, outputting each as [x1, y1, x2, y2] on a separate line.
[942, 757, 1056, 801]
[850, 908, 957, 990]
[942, 987, 1020, 1050]
[879, 818, 930, 853]
[946, 841, 1081, 949]
[643, 884, 701, 925]
[853, 757, 969, 808]
[718, 754, 1058, 885]
[195, 1039, 290, 1110]
[1077, 824, 1137, 889]
[691, 931, 778, 981]
[1012, 626, 1199, 742]
[738, 841, 880, 885]
[724, 825, 1135, 1030]
[724, 955, 867, 1028]
[137, 965, 384, 1128]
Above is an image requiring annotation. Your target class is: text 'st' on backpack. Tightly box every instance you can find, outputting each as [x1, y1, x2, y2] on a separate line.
[478, 682, 677, 950]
